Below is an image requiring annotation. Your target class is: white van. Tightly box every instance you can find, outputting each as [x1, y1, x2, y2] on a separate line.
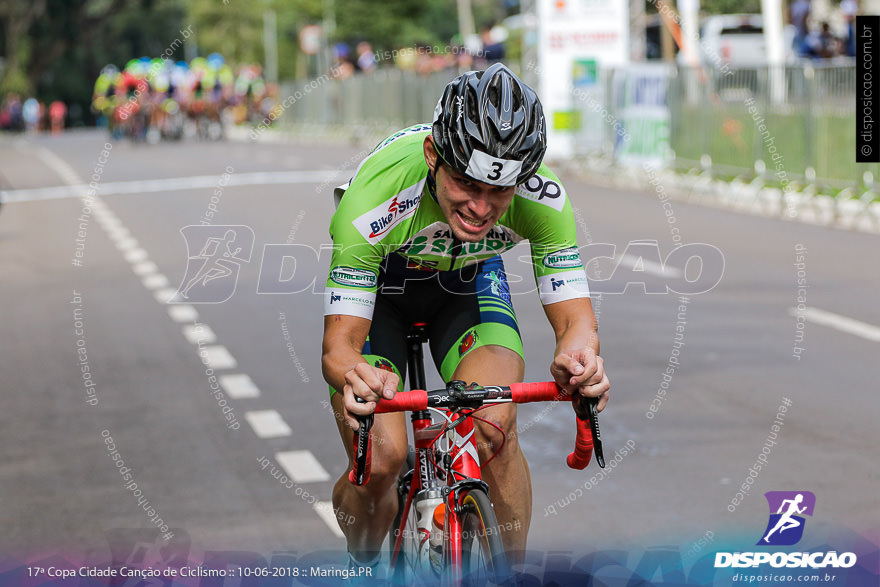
[680, 14, 795, 67]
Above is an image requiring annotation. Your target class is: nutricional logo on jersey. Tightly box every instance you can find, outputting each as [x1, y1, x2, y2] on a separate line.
[714, 490, 858, 570]
[352, 181, 424, 244]
[329, 267, 377, 288]
[542, 247, 582, 269]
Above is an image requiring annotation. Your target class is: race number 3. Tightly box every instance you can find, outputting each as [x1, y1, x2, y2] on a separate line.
[465, 150, 522, 186]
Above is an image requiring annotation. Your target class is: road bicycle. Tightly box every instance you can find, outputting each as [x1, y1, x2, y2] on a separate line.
[349, 323, 606, 585]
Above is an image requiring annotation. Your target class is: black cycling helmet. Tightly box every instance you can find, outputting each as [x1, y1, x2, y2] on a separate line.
[432, 62, 546, 187]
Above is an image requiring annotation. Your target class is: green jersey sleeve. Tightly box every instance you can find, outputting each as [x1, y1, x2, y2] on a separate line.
[508, 165, 591, 304]
[324, 125, 432, 318]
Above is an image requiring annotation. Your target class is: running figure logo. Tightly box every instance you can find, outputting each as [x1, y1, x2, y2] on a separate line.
[758, 491, 816, 546]
[174, 225, 254, 303]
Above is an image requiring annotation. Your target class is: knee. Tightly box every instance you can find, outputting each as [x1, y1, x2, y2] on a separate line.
[475, 408, 520, 459]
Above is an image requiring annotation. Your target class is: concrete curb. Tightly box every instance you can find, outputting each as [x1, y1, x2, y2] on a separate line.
[563, 159, 880, 236]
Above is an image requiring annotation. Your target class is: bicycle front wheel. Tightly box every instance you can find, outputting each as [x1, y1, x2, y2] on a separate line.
[453, 488, 511, 586]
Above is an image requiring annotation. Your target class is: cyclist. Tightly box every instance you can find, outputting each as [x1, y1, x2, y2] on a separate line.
[321, 63, 610, 572]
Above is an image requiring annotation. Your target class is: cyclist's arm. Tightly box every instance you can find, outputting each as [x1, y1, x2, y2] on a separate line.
[543, 298, 609, 411]
[322, 315, 398, 430]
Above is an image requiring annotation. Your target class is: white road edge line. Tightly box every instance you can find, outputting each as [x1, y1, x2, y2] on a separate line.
[1, 170, 333, 203]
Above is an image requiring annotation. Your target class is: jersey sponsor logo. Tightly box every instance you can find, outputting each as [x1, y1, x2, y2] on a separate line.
[542, 247, 583, 269]
[352, 181, 424, 244]
[515, 174, 566, 211]
[324, 289, 376, 319]
[538, 270, 590, 304]
[401, 224, 521, 258]
[329, 266, 378, 288]
[458, 330, 479, 357]
[374, 358, 396, 373]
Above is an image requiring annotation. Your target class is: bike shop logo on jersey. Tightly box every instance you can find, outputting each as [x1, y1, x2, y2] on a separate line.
[715, 491, 858, 570]
[758, 491, 816, 546]
[173, 225, 255, 303]
[353, 185, 422, 244]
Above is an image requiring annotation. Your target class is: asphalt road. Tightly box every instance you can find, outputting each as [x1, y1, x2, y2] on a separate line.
[1, 129, 877, 582]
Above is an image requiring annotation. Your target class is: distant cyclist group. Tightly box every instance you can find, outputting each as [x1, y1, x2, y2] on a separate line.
[91, 53, 272, 142]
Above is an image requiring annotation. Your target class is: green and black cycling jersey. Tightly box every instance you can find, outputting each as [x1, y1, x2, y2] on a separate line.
[324, 124, 591, 321]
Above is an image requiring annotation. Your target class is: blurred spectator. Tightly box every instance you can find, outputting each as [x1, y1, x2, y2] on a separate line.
[414, 43, 436, 75]
[790, 0, 811, 50]
[455, 46, 474, 70]
[22, 98, 42, 133]
[356, 42, 377, 74]
[331, 43, 355, 79]
[476, 23, 506, 68]
[49, 100, 67, 134]
[800, 22, 841, 59]
[0, 94, 24, 131]
[841, 0, 857, 57]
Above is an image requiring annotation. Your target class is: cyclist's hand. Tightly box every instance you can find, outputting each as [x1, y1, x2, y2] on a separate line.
[550, 349, 610, 411]
[342, 362, 399, 431]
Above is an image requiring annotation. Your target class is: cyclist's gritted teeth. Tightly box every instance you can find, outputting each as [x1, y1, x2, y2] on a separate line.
[456, 210, 490, 233]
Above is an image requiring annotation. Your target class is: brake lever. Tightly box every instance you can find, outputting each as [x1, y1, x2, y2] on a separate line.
[587, 398, 605, 468]
[350, 396, 374, 485]
[573, 395, 605, 468]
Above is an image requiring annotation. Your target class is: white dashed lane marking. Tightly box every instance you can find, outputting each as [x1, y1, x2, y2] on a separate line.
[276, 450, 331, 483]
[245, 410, 293, 438]
[183, 323, 217, 345]
[168, 305, 199, 323]
[141, 273, 170, 290]
[200, 345, 238, 370]
[114, 237, 139, 251]
[313, 502, 345, 538]
[123, 248, 148, 263]
[219, 374, 261, 399]
[34, 142, 337, 538]
[153, 288, 178, 304]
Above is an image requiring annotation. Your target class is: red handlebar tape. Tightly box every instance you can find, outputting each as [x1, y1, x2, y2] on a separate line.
[565, 416, 594, 470]
[373, 390, 428, 413]
[350, 383, 595, 485]
[509, 381, 570, 402]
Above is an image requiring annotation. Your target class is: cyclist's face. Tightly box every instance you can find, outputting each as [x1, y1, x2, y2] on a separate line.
[424, 138, 516, 243]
